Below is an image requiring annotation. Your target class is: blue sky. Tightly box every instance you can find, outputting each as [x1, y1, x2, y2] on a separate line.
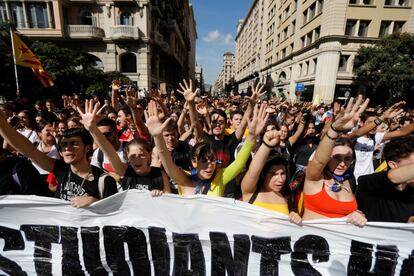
[191, 0, 252, 85]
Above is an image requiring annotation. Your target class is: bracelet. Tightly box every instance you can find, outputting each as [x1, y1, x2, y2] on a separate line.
[263, 140, 276, 149]
[325, 131, 339, 141]
[330, 124, 343, 133]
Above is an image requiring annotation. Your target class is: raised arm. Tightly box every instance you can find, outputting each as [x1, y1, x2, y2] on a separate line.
[306, 96, 369, 181]
[125, 89, 150, 140]
[0, 111, 54, 172]
[343, 101, 405, 140]
[235, 83, 265, 140]
[177, 80, 203, 140]
[241, 128, 280, 195]
[222, 103, 269, 186]
[177, 102, 189, 135]
[77, 100, 128, 177]
[111, 80, 120, 111]
[288, 115, 306, 146]
[146, 100, 194, 188]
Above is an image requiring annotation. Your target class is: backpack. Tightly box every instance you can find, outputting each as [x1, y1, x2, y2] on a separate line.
[98, 173, 109, 199]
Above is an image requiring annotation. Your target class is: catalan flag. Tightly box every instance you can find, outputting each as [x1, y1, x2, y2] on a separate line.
[11, 31, 54, 87]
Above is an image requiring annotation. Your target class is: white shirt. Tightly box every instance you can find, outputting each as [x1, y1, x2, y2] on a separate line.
[91, 144, 127, 173]
[354, 132, 385, 183]
[33, 143, 60, 175]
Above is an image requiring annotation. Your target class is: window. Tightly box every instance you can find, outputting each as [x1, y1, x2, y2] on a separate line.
[349, 0, 358, 3]
[80, 11, 94, 25]
[379, 21, 392, 37]
[312, 58, 318, 74]
[291, 20, 296, 34]
[362, 0, 373, 4]
[358, 20, 370, 36]
[0, 3, 7, 23]
[119, 12, 132, 25]
[11, 3, 25, 28]
[120, 53, 137, 73]
[314, 26, 320, 40]
[394, 21, 405, 33]
[28, 3, 49, 28]
[345, 20, 357, 36]
[317, 0, 324, 11]
[338, 55, 350, 72]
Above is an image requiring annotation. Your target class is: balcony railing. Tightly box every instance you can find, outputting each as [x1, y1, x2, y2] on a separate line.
[110, 25, 140, 39]
[66, 25, 104, 38]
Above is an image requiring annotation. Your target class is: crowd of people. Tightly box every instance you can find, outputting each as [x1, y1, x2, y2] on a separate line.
[1, 79, 414, 226]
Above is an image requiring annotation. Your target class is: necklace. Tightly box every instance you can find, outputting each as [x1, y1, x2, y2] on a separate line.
[325, 180, 351, 193]
[68, 166, 92, 190]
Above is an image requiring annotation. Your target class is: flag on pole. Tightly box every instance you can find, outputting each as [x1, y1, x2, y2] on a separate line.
[11, 31, 54, 87]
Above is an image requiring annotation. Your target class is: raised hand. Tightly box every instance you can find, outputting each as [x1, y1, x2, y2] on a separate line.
[263, 128, 280, 148]
[125, 88, 138, 109]
[76, 99, 100, 130]
[331, 95, 369, 132]
[177, 79, 197, 102]
[196, 101, 208, 116]
[382, 101, 405, 120]
[246, 83, 266, 105]
[248, 103, 270, 138]
[146, 100, 171, 136]
[112, 80, 121, 91]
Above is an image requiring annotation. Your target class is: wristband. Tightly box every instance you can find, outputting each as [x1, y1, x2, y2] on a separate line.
[263, 140, 276, 149]
[325, 131, 339, 141]
[374, 117, 383, 126]
[330, 124, 343, 133]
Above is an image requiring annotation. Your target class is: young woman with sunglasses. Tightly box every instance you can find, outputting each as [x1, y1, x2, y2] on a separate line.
[302, 96, 369, 226]
[147, 100, 268, 196]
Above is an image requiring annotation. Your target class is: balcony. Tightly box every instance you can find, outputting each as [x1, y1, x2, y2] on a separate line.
[67, 25, 104, 38]
[110, 25, 140, 39]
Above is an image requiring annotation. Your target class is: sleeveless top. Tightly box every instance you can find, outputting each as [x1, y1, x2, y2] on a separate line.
[303, 186, 357, 218]
[253, 201, 289, 215]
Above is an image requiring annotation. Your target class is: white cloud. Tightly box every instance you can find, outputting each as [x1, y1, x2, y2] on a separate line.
[223, 34, 233, 45]
[202, 30, 234, 45]
[202, 30, 221, 43]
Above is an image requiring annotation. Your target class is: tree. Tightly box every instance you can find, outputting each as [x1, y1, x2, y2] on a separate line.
[0, 22, 130, 102]
[353, 32, 414, 105]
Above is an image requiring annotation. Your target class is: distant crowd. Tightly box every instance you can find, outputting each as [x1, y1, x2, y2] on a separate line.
[1, 79, 414, 226]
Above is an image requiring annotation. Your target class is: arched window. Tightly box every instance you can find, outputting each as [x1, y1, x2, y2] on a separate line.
[278, 71, 287, 83]
[80, 10, 93, 25]
[85, 54, 104, 70]
[119, 12, 132, 25]
[120, 52, 137, 73]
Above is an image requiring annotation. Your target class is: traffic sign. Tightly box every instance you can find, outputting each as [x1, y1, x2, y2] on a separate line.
[296, 83, 305, 92]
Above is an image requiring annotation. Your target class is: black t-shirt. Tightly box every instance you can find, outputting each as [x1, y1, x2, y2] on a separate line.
[121, 166, 164, 191]
[357, 171, 414, 223]
[293, 137, 318, 167]
[206, 132, 240, 167]
[53, 160, 117, 201]
[0, 157, 52, 196]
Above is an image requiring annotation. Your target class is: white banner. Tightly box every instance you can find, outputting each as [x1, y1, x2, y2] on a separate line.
[0, 191, 414, 275]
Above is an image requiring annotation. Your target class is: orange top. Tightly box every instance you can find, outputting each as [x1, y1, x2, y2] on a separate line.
[303, 186, 357, 218]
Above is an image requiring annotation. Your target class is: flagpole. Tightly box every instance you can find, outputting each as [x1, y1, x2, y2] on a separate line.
[10, 28, 20, 96]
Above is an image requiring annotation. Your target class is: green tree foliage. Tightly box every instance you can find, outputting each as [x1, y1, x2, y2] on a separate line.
[353, 33, 414, 105]
[0, 22, 130, 101]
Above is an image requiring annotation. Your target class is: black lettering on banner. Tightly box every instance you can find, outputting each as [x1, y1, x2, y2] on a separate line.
[401, 250, 414, 276]
[251, 236, 292, 276]
[20, 225, 59, 276]
[60, 226, 84, 276]
[347, 240, 399, 275]
[149, 227, 170, 276]
[0, 226, 27, 276]
[103, 226, 150, 276]
[209, 232, 250, 276]
[291, 235, 330, 276]
[172, 233, 206, 276]
[80, 227, 107, 275]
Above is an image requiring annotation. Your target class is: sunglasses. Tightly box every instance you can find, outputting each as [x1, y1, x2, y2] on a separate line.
[59, 141, 81, 149]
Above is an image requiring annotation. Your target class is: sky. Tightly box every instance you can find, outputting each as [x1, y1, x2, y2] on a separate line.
[191, 0, 252, 85]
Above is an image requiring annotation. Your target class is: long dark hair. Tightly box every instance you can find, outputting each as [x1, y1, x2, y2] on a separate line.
[255, 155, 295, 211]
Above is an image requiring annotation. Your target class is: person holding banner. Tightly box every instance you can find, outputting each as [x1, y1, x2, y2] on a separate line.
[78, 100, 171, 196]
[147, 99, 267, 196]
[0, 110, 118, 207]
[240, 127, 302, 225]
[303, 95, 369, 226]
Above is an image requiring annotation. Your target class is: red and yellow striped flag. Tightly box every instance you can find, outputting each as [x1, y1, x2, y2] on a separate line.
[12, 31, 54, 87]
